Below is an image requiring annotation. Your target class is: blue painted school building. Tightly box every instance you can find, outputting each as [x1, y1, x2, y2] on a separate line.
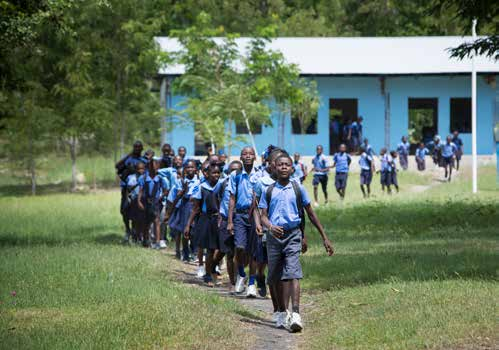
[156, 37, 499, 156]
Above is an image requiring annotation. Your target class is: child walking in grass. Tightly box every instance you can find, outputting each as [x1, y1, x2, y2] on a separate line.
[259, 154, 334, 332]
[332, 143, 352, 200]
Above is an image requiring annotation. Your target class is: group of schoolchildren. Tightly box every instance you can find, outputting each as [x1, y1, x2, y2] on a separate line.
[415, 131, 464, 182]
[330, 116, 364, 153]
[116, 141, 334, 333]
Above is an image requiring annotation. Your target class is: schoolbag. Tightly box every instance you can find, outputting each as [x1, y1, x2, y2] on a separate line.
[265, 181, 305, 234]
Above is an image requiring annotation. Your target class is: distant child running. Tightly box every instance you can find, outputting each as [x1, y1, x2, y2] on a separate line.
[452, 131, 463, 171]
[379, 148, 393, 194]
[389, 151, 400, 193]
[441, 135, 457, 182]
[397, 136, 410, 170]
[358, 150, 375, 198]
[311, 145, 330, 206]
[292, 153, 307, 183]
[332, 144, 352, 200]
[259, 154, 334, 332]
[415, 143, 430, 171]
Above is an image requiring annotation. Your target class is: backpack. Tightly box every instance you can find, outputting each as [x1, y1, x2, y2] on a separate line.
[265, 181, 306, 234]
[144, 178, 161, 222]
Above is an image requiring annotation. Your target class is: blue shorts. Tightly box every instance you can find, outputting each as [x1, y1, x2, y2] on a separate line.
[266, 228, 303, 283]
[360, 169, 372, 185]
[233, 212, 255, 252]
[335, 172, 348, 190]
[442, 156, 454, 167]
[253, 233, 268, 264]
[391, 171, 398, 186]
[312, 174, 328, 188]
[380, 171, 392, 186]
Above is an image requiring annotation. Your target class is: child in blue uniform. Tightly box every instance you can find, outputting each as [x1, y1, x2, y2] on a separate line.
[358, 151, 374, 198]
[332, 144, 352, 200]
[259, 154, 334, 332]
[389, 151, 400, 193]
[452, 130, 463, 171]
[379, 148, 393, 194]
[441, 135, 458, 182]
[415, 143, 430, 171]
[185, 163, 223, 286]
[124, 162, 146, 243]
[211, 160, 242, 293]
[311, 145, 330, 206]
[138, 158, 168, 249]
[362, 138, 376, 157]
[292, 153, 307, 183]
[397, 136, 410, 170]
[227, 146, 260, 297]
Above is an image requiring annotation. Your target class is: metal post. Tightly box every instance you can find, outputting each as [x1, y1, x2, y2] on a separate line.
[160, 77, 167, 145]
[471, 19, 478, 193]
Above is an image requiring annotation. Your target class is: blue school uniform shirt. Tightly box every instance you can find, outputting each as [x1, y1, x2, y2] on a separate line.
[167, 176, 200, 208]
[441, 142, 457, 158]
[228, 167, 259, 210]
[157, 167, 181, 191]
[219, 177, 231, 218]
[192, 179, 223, 214]
[258, 181, 311, 230]
[138, 174, 167, 201]
[292, 161, 306, 179]
[312, 154, 330, 175]
[351, 122, 360, 137]
[358, 153, 373, 171]
[126, 173, 141, 200]
[397, 142, 410, 155]
[416, 148, 430, 159]
[333, 152, 351, 173]
[452, 137, 463, 150]
[380, 154, 393, 172]
[343, 123, 351, 136]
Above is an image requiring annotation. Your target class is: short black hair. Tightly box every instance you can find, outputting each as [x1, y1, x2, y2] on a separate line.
[275, 154, 293, 164]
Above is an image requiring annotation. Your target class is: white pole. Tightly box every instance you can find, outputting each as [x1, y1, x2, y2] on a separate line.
[471, 19, 478, 193]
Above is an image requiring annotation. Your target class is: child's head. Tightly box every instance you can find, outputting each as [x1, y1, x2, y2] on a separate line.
[161, 143, 172, 156]
[402, 136, 407, 143]
[358, 116, 363, 123]
[219, 153, 227, 162]
[316, 145, 323, 155]
[183, 159, 197, 178]
[173, 155, 183, 168]
[339, 144, 347, 153]
[275, 154, 293, 180]
[446, 135, 452, 143]
[149, 158, 161, 174]
[133, 141, 144, 156]
[380, 147, 387, 155]
[293, 153, 300, 162]
[363, 138, 369, 145]
[453, 130, 459, 137]
[228, 160, 242, 173]
[240, 146, 256, 166]
[419, 142, 425, 149]
[207, 164, 221, 184]
[268, 149, 288, 178]
[136, 162, 146, 175]
[178, 146, 187, 158]
[390, 150, 398, 158]
[208, 154, 220, 165]
[144, 149, 155, 160]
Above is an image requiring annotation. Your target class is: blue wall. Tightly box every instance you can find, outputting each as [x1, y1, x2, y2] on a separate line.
[164, 75, 498, 156]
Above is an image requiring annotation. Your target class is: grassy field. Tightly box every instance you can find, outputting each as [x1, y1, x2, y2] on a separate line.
[0, 157, 498, 349]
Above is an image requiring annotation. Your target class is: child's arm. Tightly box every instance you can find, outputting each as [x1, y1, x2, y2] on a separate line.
[227, 194, 236, 234]
[260, 208, 284, 238]
[184, 199, 201, 238]
[304, 204, 334, 256]
[253, 204, 263, 236]
[138, 187, 145, 211]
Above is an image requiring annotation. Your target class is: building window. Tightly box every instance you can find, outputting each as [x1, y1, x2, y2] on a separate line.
[450, 98, 471, 133]
[291, 112, 318, 134]
[408, 98, 438, 149]
[236, 121, 262, 134]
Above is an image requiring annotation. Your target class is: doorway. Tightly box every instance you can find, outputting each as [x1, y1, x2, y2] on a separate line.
[408, 98, 438, 154]
[329, 98, 358, 154]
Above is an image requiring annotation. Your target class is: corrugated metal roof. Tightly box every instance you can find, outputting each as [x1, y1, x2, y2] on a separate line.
[155, 36, 498, 75]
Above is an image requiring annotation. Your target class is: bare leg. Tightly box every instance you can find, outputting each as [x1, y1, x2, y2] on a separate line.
[290, 279, 300, 313]
[313, 185, 318, 203]
[360, 185, 366, 198]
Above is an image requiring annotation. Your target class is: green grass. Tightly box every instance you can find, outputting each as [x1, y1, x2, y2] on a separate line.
[0, 158, 498, 349]
[0, 193, 249, 350]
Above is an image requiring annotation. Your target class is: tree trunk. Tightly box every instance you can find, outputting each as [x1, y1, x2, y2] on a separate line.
[227, 120, 233, 159]
[242, 109, 258, 156]
[70, 136, 77, 192]
[119, 71, 129, 157]
[113, 72, 121, 162]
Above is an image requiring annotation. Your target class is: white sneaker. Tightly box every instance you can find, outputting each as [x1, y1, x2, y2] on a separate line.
[246, 284, 257, 298]
[272, 312, 280, 323]
[235, 275, 246, 293]
[288, 312, 303, 333]
[275, 311, 288, 329]
[152, 242, 161, 250]
[159, 240, 167, 249]
[196, 265, 206, 279]
[215, 265, 221, 275]
[313, 202, 319, 208]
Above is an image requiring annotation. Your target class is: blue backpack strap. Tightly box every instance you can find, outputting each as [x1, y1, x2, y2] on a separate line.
[265, 183, 276, 211]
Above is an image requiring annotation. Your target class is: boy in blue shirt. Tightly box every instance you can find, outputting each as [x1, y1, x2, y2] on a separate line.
[358, 150, 375, 198]
[379, 147, 393, 194]
[227, 146, 260, 297]
[124, 162, 146, 243]
[292, 153, 307, 183]
[441, 135, 458, 182]
[332, 144, 352, 200]
[452, 130, 463, 171]
[415, 143, 430, 171]
[311, 145, 330, 206]
[362, 138, 376, 157]
[397, 136, 410, 170]
[259, 154, 334, 332]
[138, 158, 168, 249]
[389, 151, 400, 193]
[350, 116, 363, 152]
